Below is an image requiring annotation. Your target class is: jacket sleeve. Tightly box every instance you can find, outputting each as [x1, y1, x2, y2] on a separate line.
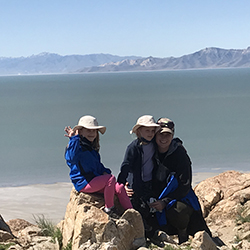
[165, 147, 192, 201]
[117, 141, 137, 184]
[65, 135, 82, 164]
[64, 135, 89, 191]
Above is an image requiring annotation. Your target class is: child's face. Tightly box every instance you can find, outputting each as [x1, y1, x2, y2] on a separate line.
[78, 127, 97, 142]
[138, 126, 156, 141]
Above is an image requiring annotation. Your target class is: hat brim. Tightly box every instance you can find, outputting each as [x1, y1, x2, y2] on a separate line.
[130, 124, 160, 134]
[159, 127, 174, 134]
[73, 125, 106, 134]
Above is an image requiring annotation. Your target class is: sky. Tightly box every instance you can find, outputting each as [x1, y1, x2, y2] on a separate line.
[1, 0, 250, 58]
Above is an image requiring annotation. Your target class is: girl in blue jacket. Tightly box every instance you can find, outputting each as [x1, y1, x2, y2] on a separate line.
[65, 115, 132, 215]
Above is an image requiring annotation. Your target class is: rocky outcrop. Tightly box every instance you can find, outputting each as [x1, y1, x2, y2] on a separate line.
[1, 170, 250, 249]
[194, 171, 250, 218]
[0, 218, 59, 249]
[194, 170, 250, 248]
[58, 189, 146, 250]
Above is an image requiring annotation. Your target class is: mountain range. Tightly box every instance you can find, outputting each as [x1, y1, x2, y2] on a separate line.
[0, 47, 250, 75]
[80, 47, 250, 73]
[0, 53, 140, 75]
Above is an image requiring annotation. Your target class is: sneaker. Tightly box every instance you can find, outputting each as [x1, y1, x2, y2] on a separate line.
[102, 207, 120, 219]
[157, 230, 176, 244]
[149, 232, 165, 248]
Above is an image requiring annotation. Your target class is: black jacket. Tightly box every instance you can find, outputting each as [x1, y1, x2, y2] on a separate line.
[118, 138, 156, 198]
[152, 138, 192, 204]
[153, 138, 212, 237]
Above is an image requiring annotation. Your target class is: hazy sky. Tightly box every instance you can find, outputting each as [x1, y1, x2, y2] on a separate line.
[1, 0, 250, 58]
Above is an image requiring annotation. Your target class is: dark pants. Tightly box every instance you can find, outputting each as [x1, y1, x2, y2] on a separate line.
[159, 201, 194, 244]
[160, 201, 194, 234]
[131, 181, 158, 238]
[187, 210, 212, 237]
[131, 195, 159, 238]
[160, 201, 212, 241]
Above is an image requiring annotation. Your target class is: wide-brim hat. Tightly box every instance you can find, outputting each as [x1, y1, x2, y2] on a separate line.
[73, 115, 106, 134]
[130, 115, 160, 134]
[157, 117, 175, 135]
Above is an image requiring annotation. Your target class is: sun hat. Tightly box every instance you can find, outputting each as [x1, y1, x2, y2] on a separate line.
[130, 115, 160, 134]
[73, 115, 106, 134]
[157, 117, 175, 135]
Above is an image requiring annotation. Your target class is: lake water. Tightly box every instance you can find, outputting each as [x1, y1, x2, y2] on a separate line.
[0, 68, 250, 187]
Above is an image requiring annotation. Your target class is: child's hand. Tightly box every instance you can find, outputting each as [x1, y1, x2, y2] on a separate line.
[125, 182, 134, 197]
[64, 126, 77, 137]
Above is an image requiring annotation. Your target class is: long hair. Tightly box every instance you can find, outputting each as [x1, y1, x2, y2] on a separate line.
[92, 132, 100, 152]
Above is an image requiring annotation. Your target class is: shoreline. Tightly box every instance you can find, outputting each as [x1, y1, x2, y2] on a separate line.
[192, 171, 218, 186]
[0, 172, 225, 224]
[0, 182, 73, 224]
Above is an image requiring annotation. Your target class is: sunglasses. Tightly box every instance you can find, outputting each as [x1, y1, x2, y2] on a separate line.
[157, 120, 175, 130]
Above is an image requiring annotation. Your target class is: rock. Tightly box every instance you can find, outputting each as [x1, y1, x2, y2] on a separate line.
[190, 231, 218, 250]
[7, 218, 34, 237]
[241, 200, 250, 217]
[0, 220, 60, 250]
[0, 230, 14, 241]
[10, 225, 59, 250]
[241, 240, 250, 250]
[194, 171, 250, 218]
[59, 188, 145, 250]
[233, 240, 250, 250]
[194, 170, 250, 248]
[234, 222, 250, 241]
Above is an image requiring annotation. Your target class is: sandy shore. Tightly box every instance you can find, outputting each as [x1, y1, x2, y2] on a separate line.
[0, 182, 73, 224]
[0, 172, 218, 224]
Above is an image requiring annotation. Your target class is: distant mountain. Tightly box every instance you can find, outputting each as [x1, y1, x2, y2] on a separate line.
[0, 53, 141, 75]
[79, 47, 250, 72]
[0, 47, 249, 75]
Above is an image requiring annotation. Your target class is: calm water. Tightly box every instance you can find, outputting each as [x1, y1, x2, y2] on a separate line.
[0, 68, 250, 187]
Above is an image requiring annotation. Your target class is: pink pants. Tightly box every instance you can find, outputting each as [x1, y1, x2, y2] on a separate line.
[80, 174, 132, 210]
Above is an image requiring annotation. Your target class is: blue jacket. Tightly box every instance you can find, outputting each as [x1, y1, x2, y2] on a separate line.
[156, 174, 201, 225]
[65, 135, 111, 192]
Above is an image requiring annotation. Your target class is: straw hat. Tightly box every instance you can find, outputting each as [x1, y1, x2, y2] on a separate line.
[73, 115, 106, 134]
[157, 117, 175, 135]
[130, 115, 160, 134]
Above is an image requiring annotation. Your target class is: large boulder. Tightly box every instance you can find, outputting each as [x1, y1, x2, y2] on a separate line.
[194, 171, 250, 219]
[194, 171, 250, 221]
[59, 189, 145, 250]
[194, 170, 250, 247]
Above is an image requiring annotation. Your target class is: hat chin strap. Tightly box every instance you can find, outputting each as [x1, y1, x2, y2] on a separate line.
[140, 137, 152, 144]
